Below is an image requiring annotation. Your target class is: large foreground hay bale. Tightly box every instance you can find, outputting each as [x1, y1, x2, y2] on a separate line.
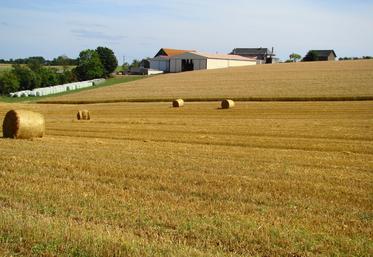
[2, 110, 45, 139]
[77, 110, 90, 120]
[172, 99, 184, 108]
[221, 99, 235, 109]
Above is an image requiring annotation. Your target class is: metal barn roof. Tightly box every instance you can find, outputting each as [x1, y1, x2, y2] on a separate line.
[309, 50, 337, 57]
[230, 48, 274, 56]
[155, 48, 194, 57]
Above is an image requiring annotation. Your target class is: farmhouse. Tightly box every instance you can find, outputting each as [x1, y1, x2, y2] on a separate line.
[169, 52, 256, 73]
[306, 50, 337, 61]
[230, 48, 276, 64]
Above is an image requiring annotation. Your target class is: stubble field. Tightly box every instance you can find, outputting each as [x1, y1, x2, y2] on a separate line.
[0, 100, 372, 256]
[41, 60, 373, 103]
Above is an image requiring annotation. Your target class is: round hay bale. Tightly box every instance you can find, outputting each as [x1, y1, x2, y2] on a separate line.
[221, 99, 235, 109]
[2, 110, 45, 139]
[77, 110, 90, 120]
[172, 99, 184, 108]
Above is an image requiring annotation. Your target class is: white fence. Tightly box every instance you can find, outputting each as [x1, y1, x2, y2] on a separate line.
[9, 78, 106, 98]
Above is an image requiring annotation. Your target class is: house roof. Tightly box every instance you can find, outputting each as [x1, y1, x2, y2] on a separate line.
[230, 48, 274, 56]
[309, 50, 337, 57]
[173, 51, 257, 61]
[155, 48, 194, 57]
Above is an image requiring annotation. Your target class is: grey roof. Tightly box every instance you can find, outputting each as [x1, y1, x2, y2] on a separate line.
[230, 48, 274, 56]
[309, 50, 337, 57]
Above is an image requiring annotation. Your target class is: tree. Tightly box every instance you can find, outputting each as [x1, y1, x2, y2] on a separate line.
[12, 64, 41, 90]
[28, 56, 46, 64]
[27, 58, 43, 72]
[122, 62, 130, 72]
[130, 59, 141, 68]
[38, 67, 59, 87]
[302, 51, 319, 62]
[289, 53, 301, 62]
[74, 49, 104, 81]
[57, 69, 76, 85]
[96, 46, 118, 77]
[0, 71, 20, 95]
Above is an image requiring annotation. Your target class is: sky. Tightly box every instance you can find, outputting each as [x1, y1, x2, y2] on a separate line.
[0, 0, 373, 63]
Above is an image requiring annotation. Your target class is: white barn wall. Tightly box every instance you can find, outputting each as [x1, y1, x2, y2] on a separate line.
[207, 59, 230, 69]
[169, 52, 256, 73]
[207, 59, 256, 69]
[228, 60, 256, 67]
[170, 52, 208, 73]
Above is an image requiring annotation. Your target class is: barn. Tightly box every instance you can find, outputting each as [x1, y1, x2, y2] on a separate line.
[306, 50, 337, 61]
[230, 48, 276, 64]
[150, 48, 192, 72]
[169, 52, 256, 73]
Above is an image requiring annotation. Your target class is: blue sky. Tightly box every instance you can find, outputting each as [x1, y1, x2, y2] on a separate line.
[0, 0, 372, 62]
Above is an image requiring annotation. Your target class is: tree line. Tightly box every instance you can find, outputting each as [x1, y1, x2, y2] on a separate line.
[0, 46, 118, 95]
[0, 55, 78, 66]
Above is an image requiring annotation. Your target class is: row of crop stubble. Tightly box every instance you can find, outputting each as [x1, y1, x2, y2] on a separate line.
[0, 101, 372, 256]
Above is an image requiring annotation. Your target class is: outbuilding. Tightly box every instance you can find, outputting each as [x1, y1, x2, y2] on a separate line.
[169, 52, 256, 73]
[230, 48, 276, 64]
[150, 48, 193, 72]
[305, 50, 337, 61]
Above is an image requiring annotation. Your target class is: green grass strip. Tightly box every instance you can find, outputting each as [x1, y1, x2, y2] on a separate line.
[0, 76, 145, 103]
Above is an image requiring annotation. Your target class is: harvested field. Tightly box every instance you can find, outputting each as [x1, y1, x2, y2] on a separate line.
[0, 101, 372, 256]
[41, 60, 373, 103]
[0, 64, 12, 73]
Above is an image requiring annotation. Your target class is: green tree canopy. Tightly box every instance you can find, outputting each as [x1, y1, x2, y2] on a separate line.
[302, 51, 319, 62]
[0, 71, 20, 95]
[74, 49, 104, 81]
[96, 47, 118, 77]
[130, 59, 141, 68]
[12, 64, 41, 90]
[289, 53, 302, 62]
[27, 58, 43, 72]
[38, 67, 59, 87]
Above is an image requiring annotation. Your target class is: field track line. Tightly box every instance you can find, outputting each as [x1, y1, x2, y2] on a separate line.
[48, 133, 373, 156]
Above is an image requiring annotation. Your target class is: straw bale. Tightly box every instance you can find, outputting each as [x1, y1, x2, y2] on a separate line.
[172, 99, 184, 108]
[77, 110, 90, 120]
[221, 99, 235, 109]
[2, 110, 45, 139]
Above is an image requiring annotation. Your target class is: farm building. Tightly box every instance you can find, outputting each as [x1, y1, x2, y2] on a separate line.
[230, 48, 276, 64]
[169, 52, 256, 73]
[306, 50, 337, 61]
[149, 48, 256, 73]
[150, 48, 192, 72]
